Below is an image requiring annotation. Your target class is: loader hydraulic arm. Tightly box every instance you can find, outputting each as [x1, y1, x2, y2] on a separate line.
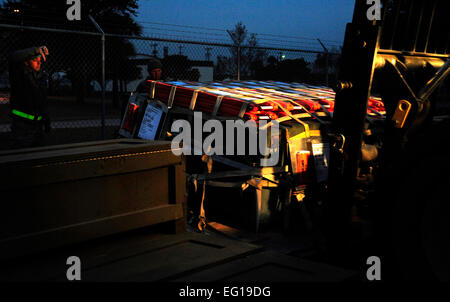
[323, 0, 450, 266]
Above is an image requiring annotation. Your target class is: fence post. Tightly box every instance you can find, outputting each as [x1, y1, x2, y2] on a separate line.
[317, 39, 329, 87]
[237, 45, 241, 80]
[227, 30, 242, 81]
[89, 15, 106, 139]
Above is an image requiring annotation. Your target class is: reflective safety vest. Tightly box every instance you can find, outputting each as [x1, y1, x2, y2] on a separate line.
[11, 109, 42, 121]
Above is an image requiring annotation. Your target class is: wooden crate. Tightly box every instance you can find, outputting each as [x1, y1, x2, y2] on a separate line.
[0, 139, 186, 260]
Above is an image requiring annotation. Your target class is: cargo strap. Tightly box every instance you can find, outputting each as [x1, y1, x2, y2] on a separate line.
[198, 178, 207, 232]
[238, 102, 249, 119]
[198, 154, 213, 232]
[189, 90, 199, 110]
[11, 109, 42, 121]
[149, 81, 156, 99]
[271, 100, 311, 138]
[289, 99, 326, 125]
[167, 86, 177, 108]
[212, 96, 223, 116]
[318, 103, 333, 118]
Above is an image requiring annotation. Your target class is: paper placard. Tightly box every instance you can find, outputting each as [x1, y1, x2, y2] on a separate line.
[312, 142, 329, 183]
[137, 102, 165, 140]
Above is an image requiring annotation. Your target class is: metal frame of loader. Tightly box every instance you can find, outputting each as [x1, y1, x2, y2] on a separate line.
[160, 105, 332, 233]
[324, 0, 450, 273]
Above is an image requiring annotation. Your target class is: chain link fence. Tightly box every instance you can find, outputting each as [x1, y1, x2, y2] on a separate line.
[0, 24, 340, 150]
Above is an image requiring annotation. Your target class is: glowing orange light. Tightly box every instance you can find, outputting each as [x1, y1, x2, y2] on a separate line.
[265, 111, 279, 120]
[244, 112, 258, 121]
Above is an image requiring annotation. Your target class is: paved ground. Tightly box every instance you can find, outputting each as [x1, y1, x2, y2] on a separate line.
[0, 220, 359, 282]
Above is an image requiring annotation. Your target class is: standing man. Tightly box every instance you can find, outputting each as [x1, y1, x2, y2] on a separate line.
[135, 56, 163, 93]
[9, 46, 51, 148]
[120, 57, 163, 120]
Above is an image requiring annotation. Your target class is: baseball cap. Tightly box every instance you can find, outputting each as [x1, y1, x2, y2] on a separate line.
[147, 57, 162, 72]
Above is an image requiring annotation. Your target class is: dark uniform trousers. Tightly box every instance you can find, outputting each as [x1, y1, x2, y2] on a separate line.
[11, 117, 45, 148]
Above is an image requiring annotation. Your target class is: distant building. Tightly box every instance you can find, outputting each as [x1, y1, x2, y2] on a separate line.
[126, 54, 155, 92]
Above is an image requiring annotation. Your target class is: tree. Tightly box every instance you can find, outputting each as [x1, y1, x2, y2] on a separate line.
[226, 21, 247, 79]
[254, 55, 278, 80]
[162, 55, 200, 81]
[0, 0, 142, 105]
[314, 46, 340, 73]
[244, 33, 267, 79]
[215, 55, 234, 80]
[276, 58, 311, 82]
[222, 21, 267, 80]
[313, 46, 341, 85]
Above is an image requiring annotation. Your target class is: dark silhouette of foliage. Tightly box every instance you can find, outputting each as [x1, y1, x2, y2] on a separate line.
[218, 21, 268, 80]
[162, 55, 200, 81]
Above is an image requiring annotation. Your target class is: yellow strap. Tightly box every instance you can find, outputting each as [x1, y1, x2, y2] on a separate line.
[198, 179, 207, 232]
[189, 90, 199, 110]
[289, 130, 322, 140]
[198, 155, 213, 232]
[271, 99, 310, 138]
[289, 99, 326, 124]
[149, 81, 156, 99]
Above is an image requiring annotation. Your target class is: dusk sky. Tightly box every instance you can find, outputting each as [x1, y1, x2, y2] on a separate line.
[137, 0, 355, 51]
